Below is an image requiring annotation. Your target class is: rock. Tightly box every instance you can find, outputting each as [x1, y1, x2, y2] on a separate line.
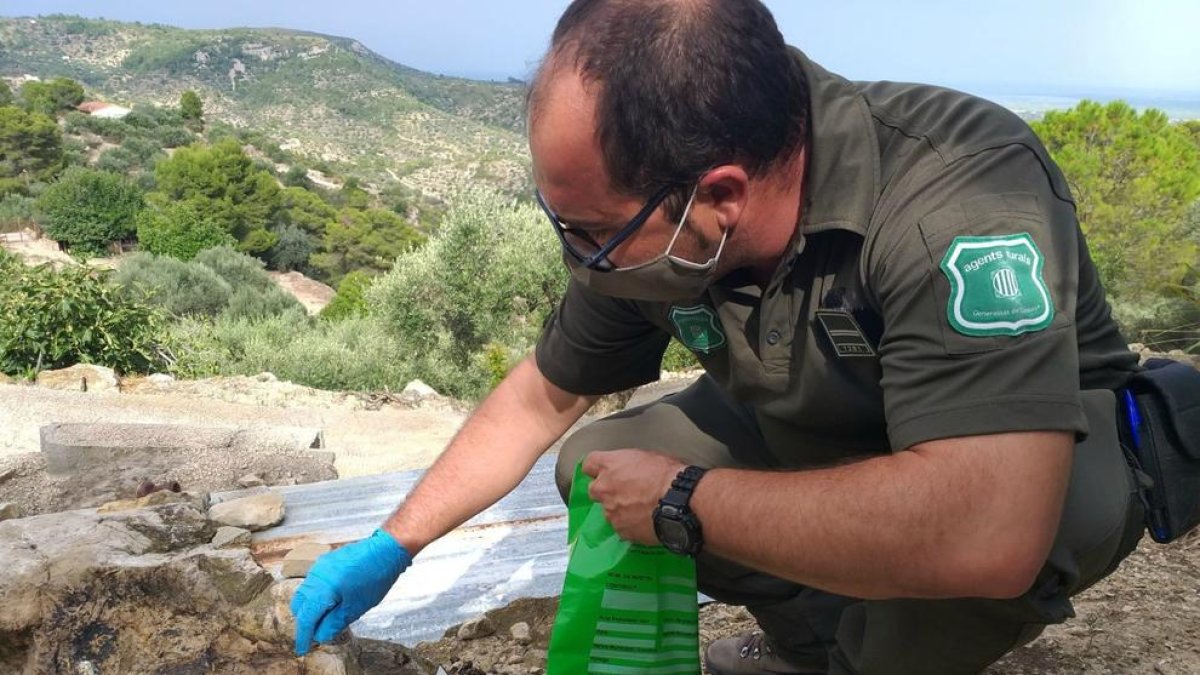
[0, 467, 16, 484]
[148, 372, 175, 384]
[212, 526, 253, 548]
[457, 615, 496, 641]
[0, 502, 23, 521]
[304, 650, 349, 675]
[402, 379, 439, 398]
[208, 491, 285, 531]
[35, 363, 119, 392]
[238, 473, 266, 488]
[509, 621, 532, 645]
[281, 542, 332, 578]
[98, 489, 204, 513]
[0, 497, 409, 673]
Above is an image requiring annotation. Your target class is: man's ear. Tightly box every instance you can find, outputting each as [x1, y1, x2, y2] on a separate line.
[699, 165, 750, 230]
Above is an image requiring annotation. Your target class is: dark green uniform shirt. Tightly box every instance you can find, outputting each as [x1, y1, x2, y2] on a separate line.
[535, 49, 1138, 464]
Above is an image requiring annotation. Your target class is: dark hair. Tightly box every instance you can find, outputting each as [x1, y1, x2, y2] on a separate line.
[530, 0, 809, 214]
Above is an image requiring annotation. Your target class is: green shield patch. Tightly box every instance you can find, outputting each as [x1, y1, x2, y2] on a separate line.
[670, 305, 727, 354]
[938, 233, 1054, 337]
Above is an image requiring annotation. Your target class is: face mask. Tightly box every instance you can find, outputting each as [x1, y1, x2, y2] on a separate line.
[564, 187, 729, 302]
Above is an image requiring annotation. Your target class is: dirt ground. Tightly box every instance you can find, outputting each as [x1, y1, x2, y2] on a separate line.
[408, 530, 1200, 674]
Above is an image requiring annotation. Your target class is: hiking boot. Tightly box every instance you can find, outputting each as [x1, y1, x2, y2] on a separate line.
[704, 631, 828, 675]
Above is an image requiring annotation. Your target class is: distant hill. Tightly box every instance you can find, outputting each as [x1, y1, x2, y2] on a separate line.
[0, 15, 531, 199]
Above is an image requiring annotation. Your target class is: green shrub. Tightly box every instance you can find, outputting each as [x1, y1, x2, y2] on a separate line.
[193, 246, 276, 292]
[36, 166, 143, 255]
[163, 312, 412, 392]
[661, 339, 701, 372]
[224, 284, 303, 321]
[265, 223, 315, 272]
[368, 189, 566, 398]
[0, 260, 164, 376]
[136, 201, 235, 261]
[115, 252, 232, 317]
[0, 193, 41, 232]
[320, 270, 372, 321]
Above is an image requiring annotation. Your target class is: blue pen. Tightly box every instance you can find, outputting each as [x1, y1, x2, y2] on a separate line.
[1121, 388, 1141, 450]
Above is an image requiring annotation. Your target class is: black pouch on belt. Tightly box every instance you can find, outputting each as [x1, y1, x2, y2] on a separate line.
[1120, 358, 1200, 543]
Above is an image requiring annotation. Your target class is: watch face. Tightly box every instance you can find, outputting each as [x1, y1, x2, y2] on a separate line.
[655, 517, 690, 551]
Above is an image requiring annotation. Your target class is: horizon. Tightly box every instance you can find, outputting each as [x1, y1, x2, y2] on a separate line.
[2, 1, 1198, 97]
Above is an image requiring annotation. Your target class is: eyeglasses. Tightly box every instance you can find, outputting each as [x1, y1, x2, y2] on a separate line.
[536, 183, 678, 271]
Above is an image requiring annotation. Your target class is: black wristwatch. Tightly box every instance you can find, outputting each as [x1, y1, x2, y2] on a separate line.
[653, 465, 708, 556]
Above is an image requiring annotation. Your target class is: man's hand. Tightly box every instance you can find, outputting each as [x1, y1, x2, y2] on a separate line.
[582, 450, 686, 545]
[290, 529, 412, 656]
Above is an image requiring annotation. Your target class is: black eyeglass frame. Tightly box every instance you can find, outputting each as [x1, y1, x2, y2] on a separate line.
[535, 183, 679, 271]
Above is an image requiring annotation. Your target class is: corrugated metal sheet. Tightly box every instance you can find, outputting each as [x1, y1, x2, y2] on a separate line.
[213, 455, 570, 644]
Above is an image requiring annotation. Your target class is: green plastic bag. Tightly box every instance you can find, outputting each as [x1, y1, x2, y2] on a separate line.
[546, 463, 701, 674]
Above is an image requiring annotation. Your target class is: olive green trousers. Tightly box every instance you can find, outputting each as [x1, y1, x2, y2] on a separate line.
[555, 376, 1145, 675]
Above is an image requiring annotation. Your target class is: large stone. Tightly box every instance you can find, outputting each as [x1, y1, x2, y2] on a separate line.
[212, 526, 253, 548]
[509, 621, 532, 645]
[35, 363, 119, 392]
[97, 489, 206, 514]
[457, 615, 496, 641]
[0, 502, 22, 521]
[0, 497, 430, 674]
[304, 650, 348, 675]
[281, 541, 331, 578]
[238, 473, 266, 488]
[402, 379, 439, 398]
[208, 491, 285, 531]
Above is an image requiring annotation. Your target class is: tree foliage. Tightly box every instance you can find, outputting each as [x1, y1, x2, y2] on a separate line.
[180, 90, 203, 123]
[136, 199, 235, 261]
[368, 190, 565, 397]
[20, 78, 85, 116]
[151, 139, 281, 244]
[36, 166, 144, 255]
[0, 251, 164, 376]
[1034, 101, 1200, 297]
[320, 270, 373, 321]
[310, 207, 424, 284]
[0, 105, 65, 195]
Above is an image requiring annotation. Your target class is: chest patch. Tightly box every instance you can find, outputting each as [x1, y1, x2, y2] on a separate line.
[815, 309, 876, 358]
[670, 305, 727, 354]
[939, 233, 1054, 337]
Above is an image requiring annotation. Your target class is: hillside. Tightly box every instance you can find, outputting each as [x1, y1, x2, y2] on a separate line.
[0, 15, 531, 198]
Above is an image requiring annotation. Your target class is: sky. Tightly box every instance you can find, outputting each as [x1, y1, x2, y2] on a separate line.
[4, 0, 1199, 95]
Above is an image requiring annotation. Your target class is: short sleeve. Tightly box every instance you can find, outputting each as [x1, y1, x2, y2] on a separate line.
[868, 144, 1089, 450]
[535, 278, 671, 395]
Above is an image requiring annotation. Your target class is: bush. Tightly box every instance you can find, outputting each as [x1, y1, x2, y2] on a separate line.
[116, 248, 302, 320]
[36, 166, 143, 255]
[368, 189, 566, 398]
[136, 201, 235, 261]
[163, 312, 412, 392]
[115, 252, 232, 317]
[193, 246, 276, 292]
[0, 193, 41, 232]
[0, 257, 164, 376]
[320, 270, 372, 321]
[265, 223, 315, 272]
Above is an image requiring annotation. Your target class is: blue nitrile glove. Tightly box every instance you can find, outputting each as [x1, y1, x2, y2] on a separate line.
[290, 528, 412, 656]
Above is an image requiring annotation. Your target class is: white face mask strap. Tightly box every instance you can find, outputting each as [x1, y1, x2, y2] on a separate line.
[663, 184, 700, 256]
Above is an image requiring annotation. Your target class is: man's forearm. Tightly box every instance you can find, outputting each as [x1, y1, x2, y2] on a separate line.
[382, 356, 594, 554]
[691, 432, 1073, 600]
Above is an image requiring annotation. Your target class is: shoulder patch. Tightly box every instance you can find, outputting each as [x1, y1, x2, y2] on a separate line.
[938, 233, 1054, 337]
[669, 305, 727, 354]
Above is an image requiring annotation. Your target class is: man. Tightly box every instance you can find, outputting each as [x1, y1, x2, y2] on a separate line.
[292, 1, 1146, 672]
